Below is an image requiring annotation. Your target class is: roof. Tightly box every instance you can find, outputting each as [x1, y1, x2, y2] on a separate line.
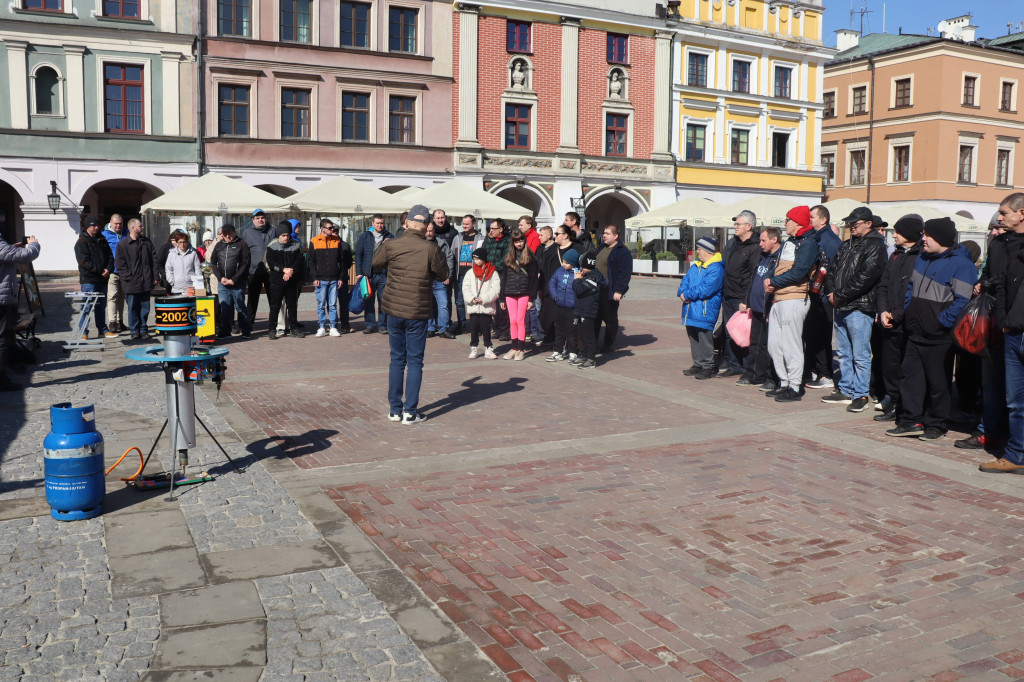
[831, 33, 939, 62]
[984, 32, 1024, 48]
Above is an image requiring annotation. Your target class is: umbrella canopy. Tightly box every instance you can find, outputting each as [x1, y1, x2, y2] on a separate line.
[722, 195, 808, 228]
[873, 202, 988, 233]
[389, 187, 424, 199]
[141, 173, 293, 214]
[288, 176, 408, 213]
[625, 197, 729, 228]
[404, 181, 531, 218]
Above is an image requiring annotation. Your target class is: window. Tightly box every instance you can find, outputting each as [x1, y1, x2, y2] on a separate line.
[218, 84, 249, 136]
[24, 0, 62, 9]
[850, 150, 866, 184]
[389, 95, 415, 143]
[730, 129, 749, 165]
[340, 2, 370, 48]
[104, 64, 144, 133]
[218, 0, 251, 37]
[504, 104, 530, 149]
[963, 76, 977, 106]
[342, 92, 370, 141]
[852, 86, 867, 114]
[732, 60, 750, 93]
[687, 53, 707, 87]
[281, 0, 311, 43]
[34, 67, 60, 115]
[607, 33, 628, 64]
[821, 153, 835, 187]
[685, 124, 705, 162]
[771, 132, 789, 168]
[823, 91, 836, 118]
[774, 66, 792, 99]
[894, 78, 911, 107]
[281, 88, 310, 139]
[103, 0, 139, 18]
[606, 114, 627, 156]
[1002, 81, 1015, 111]
[997, 149, 1011, 187]
[958, 145, 974, 184]
[389, 7, 417, 53]
[893, 145, 909, 182]
[506, 20, 530, 53]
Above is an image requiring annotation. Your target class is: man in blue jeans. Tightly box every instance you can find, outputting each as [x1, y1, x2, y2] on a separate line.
[74, 216, 116, 338]
[210, 224, 252, 338]
[425, 222, 455, 338]
[356, 214, 393, 334]
[372, 204, 448, 424]
[114, 218, 160, 340]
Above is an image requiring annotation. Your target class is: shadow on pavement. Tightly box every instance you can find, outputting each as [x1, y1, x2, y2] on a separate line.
[244, 429, 341, 463]
[420, 376, 528, 419]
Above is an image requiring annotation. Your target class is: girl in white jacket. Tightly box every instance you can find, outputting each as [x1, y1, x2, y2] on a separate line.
[164, 230, 202, 295]
[461, 248, 501, 359]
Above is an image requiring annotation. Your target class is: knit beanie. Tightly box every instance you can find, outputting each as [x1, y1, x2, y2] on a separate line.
[786, 206, 812, 229]
[892, 214, 923, 242]
[581, 254, 597, 270]
[562, 249, 580, 267]
[924, 217, 957, 247]
[696, 236, 719, 254]
[472, 247, 488, 262]
[276, 221, 292, 237]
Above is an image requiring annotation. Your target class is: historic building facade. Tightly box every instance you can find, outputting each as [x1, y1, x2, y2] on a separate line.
[0, 0, 197, 271]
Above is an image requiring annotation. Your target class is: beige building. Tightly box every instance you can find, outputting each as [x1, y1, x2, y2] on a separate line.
[822, 20, 1024, 222]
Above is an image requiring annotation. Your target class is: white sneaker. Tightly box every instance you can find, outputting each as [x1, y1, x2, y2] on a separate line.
[329, 327, 341, 337]
[468, 346, 479, 359]
[484, 347, 498, 359]
[315, 327, 328, 337]
[546, 352, 563, 362]
[402, 412, 426, 425]
[387, 413, 402, 422]
[569, 353, 578, 362]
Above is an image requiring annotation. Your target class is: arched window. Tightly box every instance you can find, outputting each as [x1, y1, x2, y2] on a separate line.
[34, 66, 60, 115]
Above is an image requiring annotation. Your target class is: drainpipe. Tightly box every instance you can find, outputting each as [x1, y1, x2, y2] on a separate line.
[866, 55, 876, 204]
[195, 0, 205, 176]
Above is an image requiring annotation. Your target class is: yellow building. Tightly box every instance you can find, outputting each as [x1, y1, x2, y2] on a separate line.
[668, 0, 834, 202]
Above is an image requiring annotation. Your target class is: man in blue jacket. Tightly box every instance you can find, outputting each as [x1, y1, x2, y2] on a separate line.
[595, 224, 632, 353]
[803, 204, 843, 389]
[679, 237, 724, 379]
[356, 214, 393, 334]
[886, 218, 977, 440]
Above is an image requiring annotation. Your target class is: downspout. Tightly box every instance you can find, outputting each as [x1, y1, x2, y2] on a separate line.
[866, 55, 876, 204]
[195, 0, 205, 176]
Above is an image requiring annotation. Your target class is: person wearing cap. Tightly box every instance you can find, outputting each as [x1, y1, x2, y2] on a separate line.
[980, 192, 1024, 472]
[763, 205, 819, 401]
[371, 204, 449, 424]
[873, 214, 923, 423]
[209, 224, 251, 338]
[102, 214, 127, 334]
[74, 215, 116, 339]
[886, 217, 977, 441]
[546, 247, 580, 363]
[356, 213, 393, 334]
[803, 204, 843, 389]
[309, 218, 353, 337]
[572, 252, 607, 368]
[264, 222, 306, 340]
[678, 236, 724, 380]
[462, 247, 500, 359]
[0, 231, 40, 391]
[115, 218, 160, 340]
[719, 210, 761, 377]
[241, 208, 277, 329]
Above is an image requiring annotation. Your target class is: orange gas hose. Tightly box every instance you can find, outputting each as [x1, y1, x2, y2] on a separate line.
[105, 446, 145, 481]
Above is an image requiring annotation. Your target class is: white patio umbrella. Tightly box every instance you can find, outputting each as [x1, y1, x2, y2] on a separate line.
[141, 172, 293, 214]
[625, 197, 729, 228]
[722, 195, 805, 228]
[404, 180, 531, 218]
[873, 202, 988, 233]
[288, 176, 408, 213]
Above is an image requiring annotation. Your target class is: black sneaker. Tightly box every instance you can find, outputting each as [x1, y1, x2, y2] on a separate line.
[821, 390, 853, 405]
[568, 356, 583, 366]
[718, 367, 742, 378]
[268, 330, 278, 340]
[683, 364, 701, 376]
[736, 376, 756, 386]
[758, 380, 778, 392]
[438, 330, 457, 340]
[379, 328, 389, 335]
[954, 432, 985, 449]
[578, 359, 597, 369]
[694, 367, 716, 380]
[919, 427, 944, 441]
[847, 396, 870, 413]
[363, 327, 378, 334]
[873, 409, 897, 422]
[765, 385, 785, 398]
[338, 326, 353, 334]
[886, 423, 925, 437]
[775, 387, 803, 402]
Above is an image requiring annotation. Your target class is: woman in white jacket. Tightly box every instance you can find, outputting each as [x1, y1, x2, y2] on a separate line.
[164, 230, 202, 295]
[461, 248, 501, 359]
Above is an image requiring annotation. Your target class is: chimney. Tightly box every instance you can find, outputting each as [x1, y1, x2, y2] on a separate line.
[836, 28, 860, 52]
[937, 15, 973, 40]
[961, 24, 977, 42]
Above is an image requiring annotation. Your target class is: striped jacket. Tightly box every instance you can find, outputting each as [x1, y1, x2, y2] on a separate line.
[902, 244, 977, 343]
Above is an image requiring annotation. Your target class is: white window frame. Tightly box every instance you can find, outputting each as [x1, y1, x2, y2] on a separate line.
[767, 125, 796, 169]
[956, 134, 980, 185]
[820, 149, 836, 187]
[961, 72, 980, 107]
[337, 84, 377, 143]
[277, 79, 318, 141]
[386, 1, 425, 56]
[30, 62, 65, 118]
[385, 87, 421, 145]
[730, 56, 755, 95]
[602, 103, 634, 158]
[96, 56, 152, 135]
[890, 74, 913, 108]
[772, 60, 798, 100]
[887, 136, 913, 183]
[995, 143, 1015, 188]
[211, 75, 258, 138]
[847, 142, 868, 185]
[849, 83, 869, 115]
[684, 46, 715, 89]
[1000, 79, 1018, 112]
[334, 0, 377, 50]
[822, 88, 836, 118]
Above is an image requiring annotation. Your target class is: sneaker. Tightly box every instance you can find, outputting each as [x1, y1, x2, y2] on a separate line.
[874, 395, 893, 412]
[735, 376, 756, 386]
[765, 385, 785, 398]
[978, 457, 1024, 474]
[290, 329, 305, 339]
[329, 327, 342, 337]
[231, 326, 242, 337]
[438, 330, 457, 340]
[402, 412, 426, 425]
[886, 424, 925, 437]
[954, 432, 986, 449]
[484, 347, 498, 359]
[363, 327, 378, 334]
[758, 380, 778, 392]
[80, 330, 89, 340]
[568, 353, 578, 363]
[805, 375, 834, 389]
[873, 409, 897, 422]
[683, 364, 701, 376]
[388, 413, 402, 422]
[775, 387, 803, 402]
[578, 359, 596, 369]
[546, 352, 564, 362]
[821, 390, 853, 405]
[241, 332, 252, 339]
[315, 327, 328, 338]
[534, 338, 544, 347]
[919, 427, 944, 441]
[379, 328, 389, 335]
[718, 367, 742, 378]
[502, 349, 516, 360]
[104, 330, 119, 338]
[338, 326, 353, 334]
[268, 330, 278, 340]
[468, 346, 479, 359]
[847, 396, 870, 413]
[568, 356, 583, 366]
[694, 367, 716, 380]
[513, 350, 525, 361]
[130, 332, 141, 340]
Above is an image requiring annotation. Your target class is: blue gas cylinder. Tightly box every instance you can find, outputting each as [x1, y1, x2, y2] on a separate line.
[42, 403, 105, 521]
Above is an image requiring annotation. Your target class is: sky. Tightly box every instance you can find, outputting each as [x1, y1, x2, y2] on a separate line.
[820, 1, 1019, 47]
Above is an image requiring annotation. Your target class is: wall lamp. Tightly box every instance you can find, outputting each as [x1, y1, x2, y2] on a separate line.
[47, 181, 77, 214]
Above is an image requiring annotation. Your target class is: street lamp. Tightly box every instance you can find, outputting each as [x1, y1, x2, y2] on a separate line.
[47, 180, 77, 214]
[571, 195, 586, 214]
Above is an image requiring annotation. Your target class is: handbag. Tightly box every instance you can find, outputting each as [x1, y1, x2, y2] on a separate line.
[953, 293, 998, 356]
[725, 309, 753, 348]
[349, 276, 368, 314]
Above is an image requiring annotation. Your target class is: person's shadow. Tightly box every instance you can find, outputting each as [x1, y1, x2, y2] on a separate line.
[420, 376, 528, 419]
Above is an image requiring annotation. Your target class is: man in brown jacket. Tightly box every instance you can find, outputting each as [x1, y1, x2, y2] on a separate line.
[372, 204, 449, 424]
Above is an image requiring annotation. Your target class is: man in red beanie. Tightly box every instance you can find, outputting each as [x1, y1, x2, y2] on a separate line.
[762, 205, 819, 402]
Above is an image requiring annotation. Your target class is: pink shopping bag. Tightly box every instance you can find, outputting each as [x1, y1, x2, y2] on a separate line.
[726, 309, 752, 348]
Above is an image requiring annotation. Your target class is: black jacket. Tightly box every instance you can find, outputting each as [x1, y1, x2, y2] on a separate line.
[308, 233, 352, 282]
[992, 231, 1024, 333]
[572, 229, 596, 260]
[572, 269, 606, 318]
[210, 238, 251, 285]
[501, 250, 539, 298]
[264, 240, 305, 286]
[114, 235, 159, 295]
[875, 242, 921, 327]
[722, 233, 761, 300]
[537, 243, 561, 297]
[75, 232, 113, 286]
[823, 230, 887, 314]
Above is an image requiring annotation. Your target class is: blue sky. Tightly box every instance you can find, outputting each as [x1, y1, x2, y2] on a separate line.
[821, 1, 1018, 47]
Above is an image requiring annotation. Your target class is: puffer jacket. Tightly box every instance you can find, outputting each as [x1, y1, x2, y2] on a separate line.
[210, 238, 251, 286]
[462, 263, 501, 315]
[356, 228, 393, 277]
[823, 229, 888, 314]
[549, 268, 576, 309]
[768, 230, 817, 302]
[115, 235, 159, 294]
[501, 249, 538, 298]
[678, 252, 724, 331]
[990, 231, 1024, 333]
[573, 269, 606, 319]
[903, 244, 978, 343]
[165, 246, 202, 294]
[75, 232, 113, 285]
[264, 239, 305, 286]
[875, 242, 921, 328]
[372, 230, 448, 319]
[0, 239, 41, 306]
[308, 232, 352, 282]
[722, 233, 761, 300]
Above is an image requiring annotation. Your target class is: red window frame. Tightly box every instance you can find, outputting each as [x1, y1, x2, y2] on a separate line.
[24, 0, 63, 10]
[104, 64, 144, 134]
[607, 33, 628, 64]
[605, 114, 627, 157]
[103, 0, 139, 18]
[504, 104, 530, 150]
[507, 20, 531, 53]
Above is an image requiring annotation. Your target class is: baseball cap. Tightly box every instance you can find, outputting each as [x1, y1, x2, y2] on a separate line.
[252, 209, 266, 216]
[407, 204, 430, 223]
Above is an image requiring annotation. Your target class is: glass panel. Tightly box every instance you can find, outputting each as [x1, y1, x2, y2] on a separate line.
[125, 67, 142, 81]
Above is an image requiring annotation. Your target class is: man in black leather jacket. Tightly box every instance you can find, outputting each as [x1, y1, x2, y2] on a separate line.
[820, 209, 888, 412]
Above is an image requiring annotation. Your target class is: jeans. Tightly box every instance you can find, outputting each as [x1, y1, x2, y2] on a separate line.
[833, 309, 874, 398]
[218, 284, 250, 335]
[126, 292, 151, 335]
[527, 295, 540, 337]
[80, 283, 107, 334]
[364, 273, 388, 330]
[1004, 332, 1024, 465]
[315, 280, 339, 329]
[454, 270, 468, 325]
[427, 281, 449, 333]
[388, 316, 428, 416]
